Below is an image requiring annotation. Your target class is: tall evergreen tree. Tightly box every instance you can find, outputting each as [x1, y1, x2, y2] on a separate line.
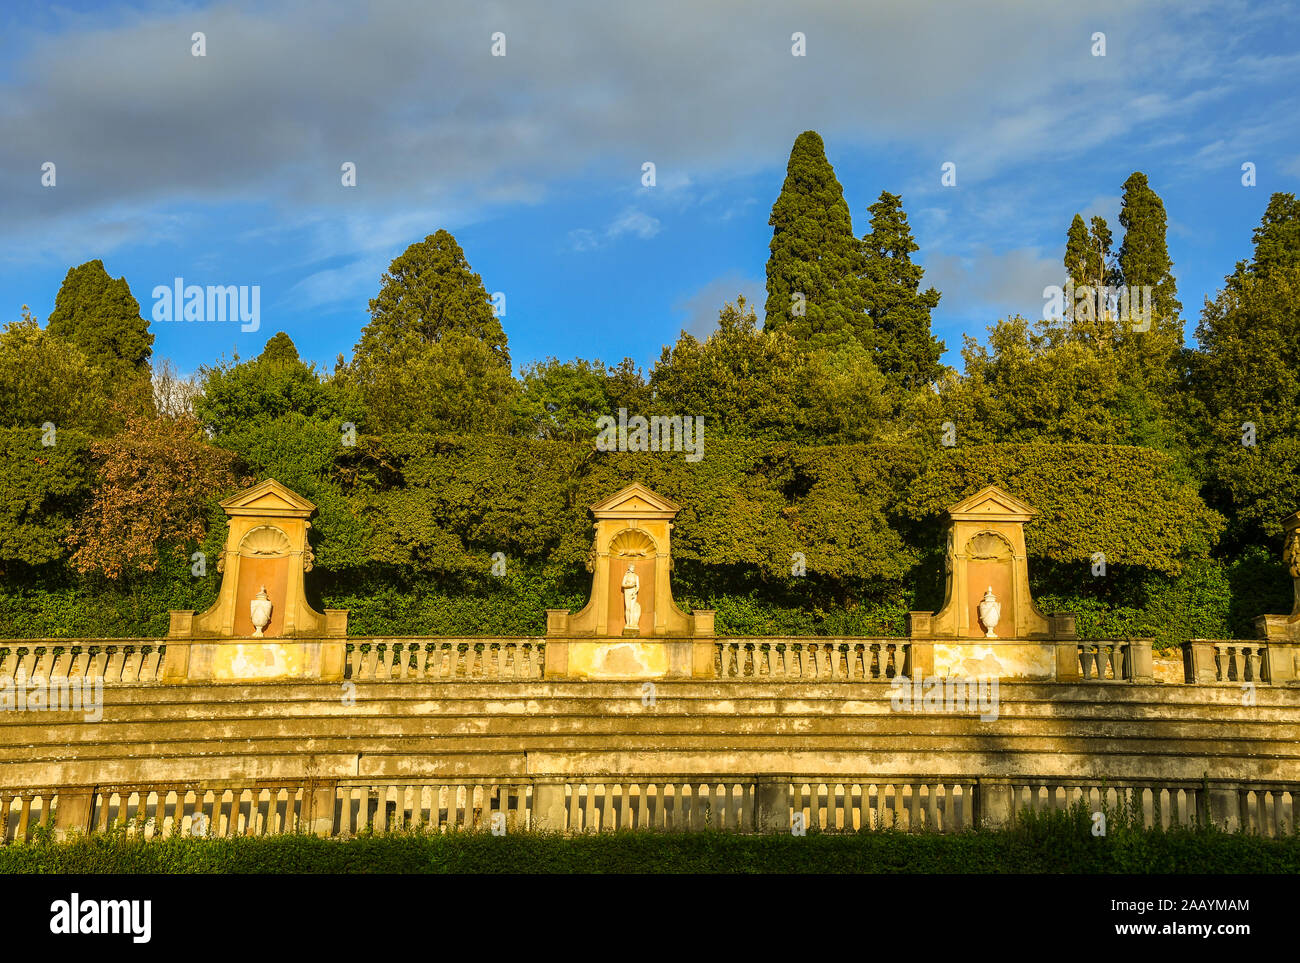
[347, 230, 515, 434]
[1064, 215, 1116, 293]
[46, 259, 153, 386]
[356, 229, 509, 364]
[763, 131, 860, 348]
[1062, 215, 1119, 340]
[1117, 172, 1182, 321]
[857, 191, 943, 388]
[1087, 217, 1118, 292]
[1064, 214, 1090, 288]
[1240, 192, 1300, 278]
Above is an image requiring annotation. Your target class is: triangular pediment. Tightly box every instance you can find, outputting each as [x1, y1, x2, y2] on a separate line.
[590, 483, 681, 519]
[947, 485, 1035, 521]
[220, 478, 317, 517]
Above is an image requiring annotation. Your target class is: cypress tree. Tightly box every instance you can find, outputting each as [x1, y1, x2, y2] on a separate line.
[1064, 214, 1090, 287]
[763, 131, 860, 348]
[858, 191, 943, 388]
[46, 259, 153, 386]
[1117, 172, 1181, 321]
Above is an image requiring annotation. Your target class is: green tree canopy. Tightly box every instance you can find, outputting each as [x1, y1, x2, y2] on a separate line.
[195, 332, 359, 441]
[356, 230, 509, 363]
[515, 357, 651, 442]
[0, 309, 111, 433]
[46, 260, 153, 387]
[347, 231, 514, 433]
[0, 427, 93, 571]
[1190, 262, 1300, 543]
[942, 316, 1135, 445]
[653, 296, 812, 440]
[1236, 192, 1300, 280]
[352, 331, 518, 435]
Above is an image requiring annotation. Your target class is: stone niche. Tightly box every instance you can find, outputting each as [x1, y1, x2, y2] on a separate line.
[545, 483, 714, 679]
[909, 485, 1076, 681]
[164, 479, 346, 682]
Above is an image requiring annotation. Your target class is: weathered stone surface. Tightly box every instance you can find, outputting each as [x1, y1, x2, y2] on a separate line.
[933, 641, 1056, 680]
[5, 679, 1300, 791]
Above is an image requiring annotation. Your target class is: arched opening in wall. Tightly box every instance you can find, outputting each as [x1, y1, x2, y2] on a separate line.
[965, 531, 1015, 639]
[606, 529, 657, 637]
[234, 525, 292, 637]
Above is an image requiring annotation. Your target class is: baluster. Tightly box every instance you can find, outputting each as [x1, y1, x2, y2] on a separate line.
[141, 647, 162, 682]
[25, 647, 45, 681]
[125, 646, 144, 683]
[103, 647, 124, 683]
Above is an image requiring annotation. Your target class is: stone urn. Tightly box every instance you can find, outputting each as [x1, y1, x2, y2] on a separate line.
[249, 585, 273, 638]
[977, 586, 1001, 639]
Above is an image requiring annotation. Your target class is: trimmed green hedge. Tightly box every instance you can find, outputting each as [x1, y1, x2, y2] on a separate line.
[3, 817, 1297, 874]
[0, 435, 1264, 649]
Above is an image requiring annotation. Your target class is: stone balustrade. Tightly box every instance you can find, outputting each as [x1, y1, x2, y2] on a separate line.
[344, 640, 546, 681]
[1182, 639, 1300, 684]
[9, 775, 1295, 841]
[715, 640, 907, 680]
[0, 642, 167, 684]
[1077, 640, 1137, 681]
[4, 636, 1300, 685]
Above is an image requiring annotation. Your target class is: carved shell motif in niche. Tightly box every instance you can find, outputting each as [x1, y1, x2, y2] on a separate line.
[239, 525, 292, 558]
[609, 529, 656, 558]
[966, 531, 1012, 560]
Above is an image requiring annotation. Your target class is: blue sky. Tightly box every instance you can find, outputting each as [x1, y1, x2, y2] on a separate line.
[1, 0, 1298, 377]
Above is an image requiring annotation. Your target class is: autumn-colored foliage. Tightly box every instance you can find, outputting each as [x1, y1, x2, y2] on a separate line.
[67, 411, 243, 579]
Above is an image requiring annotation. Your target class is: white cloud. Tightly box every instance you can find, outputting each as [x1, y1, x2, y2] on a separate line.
[569, 208, 661, 250]
[607, 209, 661, 240]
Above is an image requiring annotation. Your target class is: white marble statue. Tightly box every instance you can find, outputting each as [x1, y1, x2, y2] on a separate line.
[621, 564, 641, 630]
[250, 585, 273, 638]
[977, 585, 1001, 639]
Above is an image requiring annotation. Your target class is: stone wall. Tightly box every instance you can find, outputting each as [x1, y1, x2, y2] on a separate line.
[3, 670, 1299, 837]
